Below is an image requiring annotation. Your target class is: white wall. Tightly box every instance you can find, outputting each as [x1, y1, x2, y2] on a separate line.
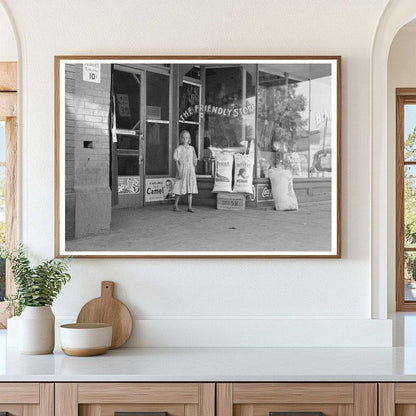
[387, 25, 416, 312]
[0, 0, 393, 347]
[0, 3, 17, 61]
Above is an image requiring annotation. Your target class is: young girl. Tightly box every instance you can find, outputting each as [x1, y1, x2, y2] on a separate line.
[173, 130, 198, 212]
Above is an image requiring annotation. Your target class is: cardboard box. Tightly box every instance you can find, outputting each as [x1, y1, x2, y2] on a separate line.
[217, 193, 246, 211]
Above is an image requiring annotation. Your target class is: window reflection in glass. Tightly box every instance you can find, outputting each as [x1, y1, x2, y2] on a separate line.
[117, 134, 139, 150]
[179, 82, 200, 123]
[146, 71, 170, 176]
[257, 64, 332, 179]
[179, 81, 203, 173]
[204, 66, 256, 156]
[146, 123, 169, 175]
[117, 155, 139, 176]
[309, 74, 332, 178]
[146, 72, 169, 121]
[113, 70, 141, 131]
[184, 66, 201, 80]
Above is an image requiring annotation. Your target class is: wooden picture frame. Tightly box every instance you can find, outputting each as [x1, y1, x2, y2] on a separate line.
[396, 88, 416, 310]
[55, 56, 341, 258]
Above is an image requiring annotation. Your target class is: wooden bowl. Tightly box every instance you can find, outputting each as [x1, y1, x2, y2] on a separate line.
[60, 323, 112, 356]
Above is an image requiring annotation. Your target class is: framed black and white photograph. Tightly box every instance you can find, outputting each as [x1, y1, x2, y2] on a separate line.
[55, 56, 341, 258]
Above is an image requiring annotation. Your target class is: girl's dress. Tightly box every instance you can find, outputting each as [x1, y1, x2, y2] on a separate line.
[173, 145, 198, 195]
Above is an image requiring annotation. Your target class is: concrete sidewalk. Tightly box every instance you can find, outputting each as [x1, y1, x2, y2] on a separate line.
[66, 201, 332, 253]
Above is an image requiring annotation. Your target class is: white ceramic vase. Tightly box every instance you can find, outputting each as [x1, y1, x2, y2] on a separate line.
[19, 306, 55, 354]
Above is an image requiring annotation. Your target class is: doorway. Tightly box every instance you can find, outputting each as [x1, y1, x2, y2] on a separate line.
[111, 66, 145, 209]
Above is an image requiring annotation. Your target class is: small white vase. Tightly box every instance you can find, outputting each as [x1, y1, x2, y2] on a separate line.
[19, 306, 55, 354]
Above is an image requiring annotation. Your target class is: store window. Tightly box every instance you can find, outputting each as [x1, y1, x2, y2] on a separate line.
[184, 66, 201, 80]
[113, 68, 142, 182]
[396, 90, 416, 311]
[146, 71, 170, 176]
[204, 65, 256, 157]
[257, 64, 332, 179]
[178, 81, 202, 172]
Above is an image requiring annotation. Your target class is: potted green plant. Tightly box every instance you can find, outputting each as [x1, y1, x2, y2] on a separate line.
[1, 245, 71, 354]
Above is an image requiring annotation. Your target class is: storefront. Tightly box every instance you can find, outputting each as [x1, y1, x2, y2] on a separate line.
[64, 60, 334, 238]
[109, 62, 332, 209]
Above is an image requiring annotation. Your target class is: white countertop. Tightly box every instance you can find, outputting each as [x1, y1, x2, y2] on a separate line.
[4, 313, 416, 383]
[2, 328, 416, 382]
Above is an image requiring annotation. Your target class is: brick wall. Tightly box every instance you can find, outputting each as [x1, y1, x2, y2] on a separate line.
[65, 63, 112, 240]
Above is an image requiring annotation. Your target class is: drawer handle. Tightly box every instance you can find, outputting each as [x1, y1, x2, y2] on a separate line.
[270, 413, 324, 416]
[115, 412, 167, 416]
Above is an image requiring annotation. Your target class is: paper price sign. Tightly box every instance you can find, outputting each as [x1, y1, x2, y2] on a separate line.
[83, 63, 101, 83]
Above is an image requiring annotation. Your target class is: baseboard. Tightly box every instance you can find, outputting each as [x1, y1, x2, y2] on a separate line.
[55, 317, 392, 347]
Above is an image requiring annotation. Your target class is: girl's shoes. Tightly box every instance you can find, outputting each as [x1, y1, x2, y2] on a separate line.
[173, 206, 194, 212]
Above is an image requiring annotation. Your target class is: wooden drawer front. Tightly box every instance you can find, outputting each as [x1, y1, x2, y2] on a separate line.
[0, 404, 25, 416]
[78, 383, 200, 404]
[218, 384, 376, 416]
[395, 384, 416, 404]
[80, 403, 186, 416]
[0, 383, 53, 416]
[57, 383, 215, 416]
[233, 384, 354, 404]
[0, 383, 39, 404]
[379, 383, 416, 416]
[235, 404, 344, 416]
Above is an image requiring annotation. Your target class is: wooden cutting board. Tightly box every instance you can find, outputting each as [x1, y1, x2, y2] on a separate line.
[76, 281, 133, 349]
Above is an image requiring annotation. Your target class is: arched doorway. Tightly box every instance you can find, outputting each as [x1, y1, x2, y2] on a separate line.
[371, 0, 416, 319]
